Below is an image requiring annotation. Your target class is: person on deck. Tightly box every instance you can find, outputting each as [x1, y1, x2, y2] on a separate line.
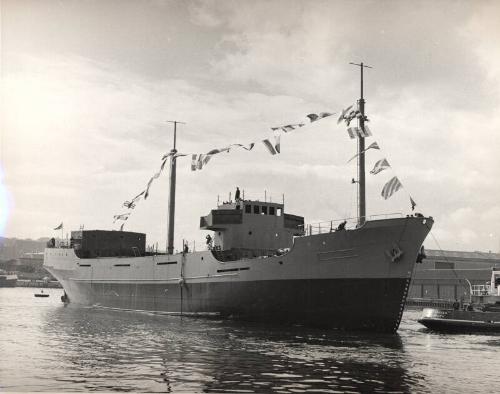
[336, 221, 347, 231]
[206, 234, 213, 250]
[235, 187, 241, 201]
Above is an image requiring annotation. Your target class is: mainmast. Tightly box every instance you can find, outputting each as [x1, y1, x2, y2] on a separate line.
[350, 62, 372, 227]
[166, 120, 185, 254]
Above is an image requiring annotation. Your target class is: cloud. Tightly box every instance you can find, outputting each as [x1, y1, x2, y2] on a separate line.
[2, 1, 500, 253]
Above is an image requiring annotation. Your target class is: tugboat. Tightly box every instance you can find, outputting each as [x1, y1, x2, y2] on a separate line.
[418, 269, 500, 333]
[34, 289, 50, 298]
[43, 65, 434, 333]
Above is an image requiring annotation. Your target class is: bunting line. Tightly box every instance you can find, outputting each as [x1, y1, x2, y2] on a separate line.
[144, 171, 161, 199]
[114, 108, 350, 224]
[307, 112, 334, 123]
[271, 123, 305, 132]
[338, 101, 419, 212]
[123, 191, 145, 209]
[230, 142, 255, 151]
[347, 141, 380, 163]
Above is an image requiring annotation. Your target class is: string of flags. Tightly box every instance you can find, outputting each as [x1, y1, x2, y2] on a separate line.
[347, 141, 379, 163]
[271, 123, 304, 132]
[337, 103, 417, 211]
[113, 111, 336, 225]
[123, 191, 145, 209]
[114, 101, 421, 226]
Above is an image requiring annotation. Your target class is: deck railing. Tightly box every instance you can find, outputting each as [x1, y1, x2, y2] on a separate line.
[46, 239, 72, 249]
[299, 212, 404, 236]
[471, 284, 491, 296]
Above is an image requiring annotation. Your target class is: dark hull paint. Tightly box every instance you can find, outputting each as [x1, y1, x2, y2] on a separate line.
[418, 318, 500, 333]
[70, 278, 410, 333]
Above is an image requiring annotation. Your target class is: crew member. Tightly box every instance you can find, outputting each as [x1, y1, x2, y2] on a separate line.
[235, 187, 241, 201]
[336, 220, 347, 231]
[416, 245, 426, 263]
[206, 234, 213, 250]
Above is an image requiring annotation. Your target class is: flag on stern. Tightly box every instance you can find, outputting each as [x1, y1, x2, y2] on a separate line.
[54, 222, 63, 230]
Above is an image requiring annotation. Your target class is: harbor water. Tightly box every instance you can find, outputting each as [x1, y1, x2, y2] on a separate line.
[1, 287, 498, 393]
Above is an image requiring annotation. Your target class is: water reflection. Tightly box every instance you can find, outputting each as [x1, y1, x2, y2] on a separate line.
[38, 305, 423, 393]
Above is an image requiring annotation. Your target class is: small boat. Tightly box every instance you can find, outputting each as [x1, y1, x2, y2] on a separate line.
[34, 290, 50, 298]
[418, 269, 500, 333]
[418, 308, 500, 333]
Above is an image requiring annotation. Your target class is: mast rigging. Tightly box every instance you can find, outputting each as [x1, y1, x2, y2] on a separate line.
[349, 62, 372, 226]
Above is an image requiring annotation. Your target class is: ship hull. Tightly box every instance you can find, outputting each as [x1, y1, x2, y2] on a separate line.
[65, 278, 408, 332]
[0, 277, 17, 287]
[44, 216, 433, 333]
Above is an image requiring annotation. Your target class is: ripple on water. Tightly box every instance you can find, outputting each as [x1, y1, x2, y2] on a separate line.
[1, 289, 499, 392]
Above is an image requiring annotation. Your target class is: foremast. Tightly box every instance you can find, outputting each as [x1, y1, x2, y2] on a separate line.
[350, 62, 372, 227]
[166, 120, 184, 254]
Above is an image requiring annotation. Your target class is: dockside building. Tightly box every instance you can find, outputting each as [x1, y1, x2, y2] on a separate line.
[409, 249, 500, 303]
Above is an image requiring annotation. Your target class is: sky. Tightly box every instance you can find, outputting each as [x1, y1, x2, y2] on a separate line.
[1, 0, 499, 253]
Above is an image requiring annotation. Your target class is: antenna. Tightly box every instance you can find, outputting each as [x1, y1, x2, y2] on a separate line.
[166, 120, 186, 150]
[349, 62, 372, 226]
[166, 120, 185, 255]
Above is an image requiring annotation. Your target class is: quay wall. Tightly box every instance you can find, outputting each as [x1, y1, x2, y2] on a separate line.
[16, 279, 62, 289]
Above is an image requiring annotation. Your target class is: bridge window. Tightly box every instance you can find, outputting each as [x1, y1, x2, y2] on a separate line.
[269, 206, 275, 215]
[245, 205, 251, 213]
[277, 208, 282, 216]
[254, 205, 260, 214]
[262, 206, 268, 215]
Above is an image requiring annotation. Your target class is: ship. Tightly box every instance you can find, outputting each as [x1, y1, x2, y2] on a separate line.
[43, 64, 433, 333]
[0, 270, 18, 287]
